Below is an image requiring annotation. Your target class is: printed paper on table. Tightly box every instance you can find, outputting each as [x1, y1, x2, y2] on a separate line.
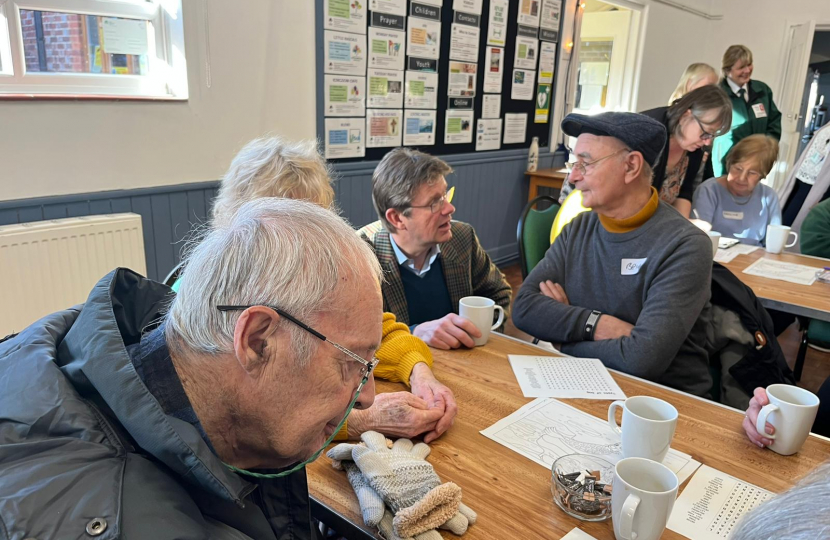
[367, 68, 404, 108]
[508, 355, 625, 399]
[482, 94, 501, 118]
[483, 46, 504, 93]
[368, 27, 405, 70]
[511, 68, 535, 100]
[324, 31, 367, 75]
[445, 110, 474, 144]
[325, 118, 365, 159]
[504, 113, 528, 144]
[667, 465, 773, 540]
[324, 75, 366, 117]
[403, 110, 437, 146]
[481, 398, 701, 485]
[448, 61, 477, 97]
[743, 258, 819, 286]
[486, 0, 509, 46]
[324, 0, 367, 34]
[407, 17, 442, 59]
[366, 109, 403, 147]
[405, 71, 438, 109]
[476, 118, 502, 151]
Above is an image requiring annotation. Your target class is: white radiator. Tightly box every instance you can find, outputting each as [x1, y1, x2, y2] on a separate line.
[0, 213, 146, 336]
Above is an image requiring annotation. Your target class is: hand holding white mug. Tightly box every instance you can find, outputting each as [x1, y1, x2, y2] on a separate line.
[459, 296, 504, 346]
[753, 384, 819, 455]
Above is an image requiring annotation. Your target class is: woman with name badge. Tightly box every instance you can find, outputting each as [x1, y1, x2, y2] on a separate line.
[710, 45, 782, 178]
[692, 135, 781, 246]
[640, 85, 732, 218]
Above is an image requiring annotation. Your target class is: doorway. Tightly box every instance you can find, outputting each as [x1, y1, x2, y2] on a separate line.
[796, 31, 830, 158]
[572, 0, 643, 115]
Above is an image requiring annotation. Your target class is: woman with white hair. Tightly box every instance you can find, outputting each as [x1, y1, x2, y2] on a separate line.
[176, 136, 457, 444]
[668, 62, 718, 105]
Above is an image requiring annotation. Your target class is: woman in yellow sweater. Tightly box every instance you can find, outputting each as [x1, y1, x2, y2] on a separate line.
[189, 136, 457, 443]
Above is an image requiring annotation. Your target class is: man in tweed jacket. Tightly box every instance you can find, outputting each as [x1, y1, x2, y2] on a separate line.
[359, 148, 511, 350]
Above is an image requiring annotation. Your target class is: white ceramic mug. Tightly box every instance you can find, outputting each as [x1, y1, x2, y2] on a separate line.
[707, 231, 722, 258]
[459, 296, 505, 346]
[612, 457, 679, 540]
[765, 224, 798, 254]
[756, 384, 820, 455]
[608, 396, 678, 462]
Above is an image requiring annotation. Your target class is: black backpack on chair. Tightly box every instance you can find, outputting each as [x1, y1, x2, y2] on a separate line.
[709, 262, 795, 400]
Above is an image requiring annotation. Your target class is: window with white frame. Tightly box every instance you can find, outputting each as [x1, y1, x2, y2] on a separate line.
[0, 0, 187, 99]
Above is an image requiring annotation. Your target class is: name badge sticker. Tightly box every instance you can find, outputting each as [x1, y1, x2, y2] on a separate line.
[723, 210, 744, 220]
[752, 103, 767, 118]
[621, 258, 647, 276]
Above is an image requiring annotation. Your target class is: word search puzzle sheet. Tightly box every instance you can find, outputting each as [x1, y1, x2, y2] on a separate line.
[508, 355, 626, 399]
[667, 465, 773, 540]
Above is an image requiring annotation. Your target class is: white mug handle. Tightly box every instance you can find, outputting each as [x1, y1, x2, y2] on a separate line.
[756, 403, 779, 440]
[786, 231, 798, 248]
[491, 305, 505, 330]
[608, 400, 625, 435]
[619, 493, 641, 540]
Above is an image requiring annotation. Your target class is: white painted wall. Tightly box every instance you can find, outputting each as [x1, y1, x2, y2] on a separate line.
[0, 0, 317, 202]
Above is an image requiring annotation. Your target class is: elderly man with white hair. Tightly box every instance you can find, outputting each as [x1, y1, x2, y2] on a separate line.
[0, 198, 383, 539]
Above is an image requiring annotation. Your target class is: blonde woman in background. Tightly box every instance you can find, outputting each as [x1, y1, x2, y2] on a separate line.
[668, 63, 718, 105]
[182, 136, 457, 443]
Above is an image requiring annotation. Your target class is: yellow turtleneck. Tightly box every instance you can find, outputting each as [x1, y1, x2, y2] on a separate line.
[598, 187, 659, 233]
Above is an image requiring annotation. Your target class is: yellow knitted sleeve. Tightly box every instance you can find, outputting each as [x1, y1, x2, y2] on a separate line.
[373, 312, 433, 385]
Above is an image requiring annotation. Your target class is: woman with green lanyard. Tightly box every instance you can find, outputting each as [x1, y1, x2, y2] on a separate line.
[710, 45, 782, 178]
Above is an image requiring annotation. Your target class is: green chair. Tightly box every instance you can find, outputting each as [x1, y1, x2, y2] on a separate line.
[517, 195, 560, 279]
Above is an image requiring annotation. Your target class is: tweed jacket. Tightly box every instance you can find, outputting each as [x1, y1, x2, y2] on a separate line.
[358, 220, 512, 326]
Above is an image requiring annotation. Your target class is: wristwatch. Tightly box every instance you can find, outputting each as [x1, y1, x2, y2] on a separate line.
[584, 310, 602, 341]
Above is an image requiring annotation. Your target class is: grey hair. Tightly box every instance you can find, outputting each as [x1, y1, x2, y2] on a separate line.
[166, 198, 382, 366]
[731, 462, 830, 540]
[211, 136, 335, 227]
[371, 148, 453, 233]
[667, 85, 732, 139]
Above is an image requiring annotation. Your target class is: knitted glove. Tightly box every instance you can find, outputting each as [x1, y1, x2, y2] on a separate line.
[327, 442, 385, 527]
[439, 502, 477, 535]
[352, 431, 461, 538]
[378, 509, 443, 540]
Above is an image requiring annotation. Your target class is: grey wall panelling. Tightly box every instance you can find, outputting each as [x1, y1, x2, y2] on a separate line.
[0, 150, 563, 282]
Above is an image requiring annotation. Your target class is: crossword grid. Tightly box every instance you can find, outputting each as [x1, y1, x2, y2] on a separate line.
[707, 482, 772, 538]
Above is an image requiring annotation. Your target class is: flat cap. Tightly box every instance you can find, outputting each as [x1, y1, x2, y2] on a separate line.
[561, 112, 667, 167]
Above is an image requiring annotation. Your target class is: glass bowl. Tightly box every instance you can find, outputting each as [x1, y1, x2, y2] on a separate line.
[551, 454, 614, 522]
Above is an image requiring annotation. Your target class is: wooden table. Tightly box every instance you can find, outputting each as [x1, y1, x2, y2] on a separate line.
[308, 335, 830, 539]
[720, 249, 830, 323]
[526, 167, 568, 203]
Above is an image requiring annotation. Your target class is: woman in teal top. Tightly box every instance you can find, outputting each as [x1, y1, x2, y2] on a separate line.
[710, 45, 782, 178]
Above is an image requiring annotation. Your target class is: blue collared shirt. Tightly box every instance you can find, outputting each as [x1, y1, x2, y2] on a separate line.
[389, 234, 441, 278]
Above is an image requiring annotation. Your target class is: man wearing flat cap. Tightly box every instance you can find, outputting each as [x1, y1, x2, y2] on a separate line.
[513, 112, 714, 397]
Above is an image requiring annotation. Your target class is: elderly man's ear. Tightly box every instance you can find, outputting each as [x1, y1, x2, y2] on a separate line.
[233, 307, 283, 376]
[622, 151, 646, 185]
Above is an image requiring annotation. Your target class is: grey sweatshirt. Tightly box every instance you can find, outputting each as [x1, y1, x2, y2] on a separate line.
[513, 201, 713, 397]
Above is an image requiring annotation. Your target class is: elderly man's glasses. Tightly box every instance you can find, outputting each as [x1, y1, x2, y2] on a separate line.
[216, 305, 378, 382]
[565, 147, 630, 176]
[408, 186, 455, 213]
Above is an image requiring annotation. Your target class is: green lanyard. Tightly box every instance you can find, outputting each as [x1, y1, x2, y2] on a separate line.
[223, 385, 363, 479]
